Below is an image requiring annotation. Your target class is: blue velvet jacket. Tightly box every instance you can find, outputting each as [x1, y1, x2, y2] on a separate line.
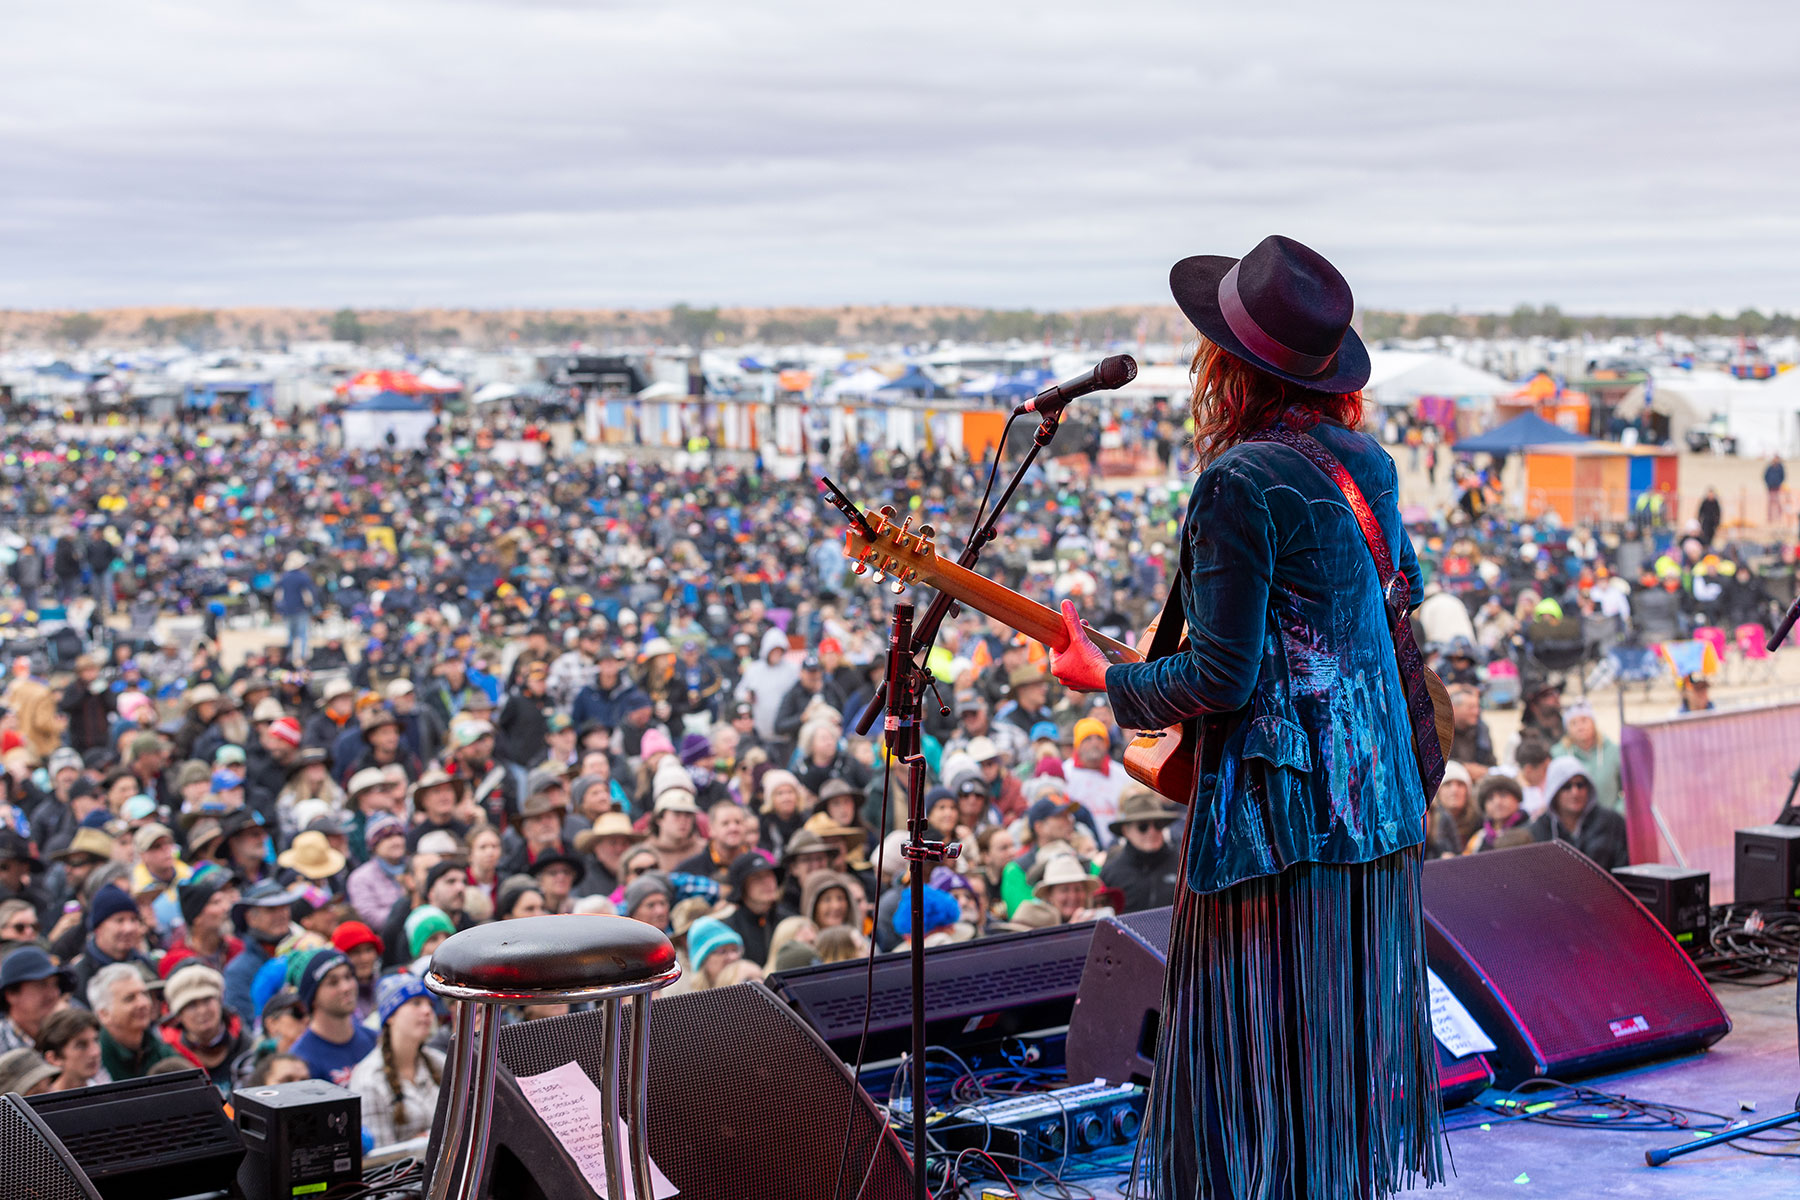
[1105, 420, 1428, 894]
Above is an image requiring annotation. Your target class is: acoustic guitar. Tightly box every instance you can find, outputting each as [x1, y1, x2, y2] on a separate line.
[841, 504, 1453, 805]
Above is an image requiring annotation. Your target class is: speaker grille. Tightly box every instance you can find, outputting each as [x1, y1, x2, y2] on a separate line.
[0, 1095, 96, 1200]
[1423, 841, 1729, 1077]
[1117, 905, 1172, 954]
[499, 983, 911, 1200]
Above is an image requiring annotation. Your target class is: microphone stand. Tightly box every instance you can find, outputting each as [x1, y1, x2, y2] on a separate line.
[841, 408, 1065, 1200]
[853, 408, 1066, 739]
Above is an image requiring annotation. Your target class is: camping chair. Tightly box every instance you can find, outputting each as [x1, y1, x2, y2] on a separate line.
[1522, 615, 1590, 690]
[1736, 623, 1776, 684]
[1483, 656, 1520, 708]
[1693, 626, 1730, 684]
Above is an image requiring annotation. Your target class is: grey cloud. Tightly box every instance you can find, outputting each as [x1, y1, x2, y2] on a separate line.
[1, 0, 1797, 311]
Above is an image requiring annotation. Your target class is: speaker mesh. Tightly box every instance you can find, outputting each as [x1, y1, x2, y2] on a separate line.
[1117, 904, 1172, 954]
[498, 982, 911, 1200]
[0, 1095, 97, 1200]
[1423, 841, 1729, 1076]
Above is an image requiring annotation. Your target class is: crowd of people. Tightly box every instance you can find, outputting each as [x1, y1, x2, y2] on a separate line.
[0, 410, 1786, 1143]
[0, 424, 1196, 1148]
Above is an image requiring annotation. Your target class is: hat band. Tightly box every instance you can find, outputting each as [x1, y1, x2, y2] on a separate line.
[1218, 262, 1339, 378]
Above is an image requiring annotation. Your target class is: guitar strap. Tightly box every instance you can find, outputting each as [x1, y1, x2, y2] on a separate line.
[1244, 418, 1447, 797]
[1143, 521, 1190, 664]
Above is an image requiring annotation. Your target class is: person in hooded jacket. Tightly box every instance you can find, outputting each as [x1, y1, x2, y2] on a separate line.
[1528, 756, 1627, 870]
[735, 628, 799, 746]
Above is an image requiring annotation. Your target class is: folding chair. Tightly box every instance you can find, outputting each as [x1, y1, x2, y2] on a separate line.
[1735, 623, 1776, 683]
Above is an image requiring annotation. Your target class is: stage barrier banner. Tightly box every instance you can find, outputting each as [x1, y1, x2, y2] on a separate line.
[1620, 699, 1800, 901]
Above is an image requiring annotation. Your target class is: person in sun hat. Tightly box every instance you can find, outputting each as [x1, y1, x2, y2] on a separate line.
[1049, 236, 1443, 1196]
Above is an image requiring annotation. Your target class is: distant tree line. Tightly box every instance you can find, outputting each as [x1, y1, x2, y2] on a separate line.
[1360, 304, 1800, 342]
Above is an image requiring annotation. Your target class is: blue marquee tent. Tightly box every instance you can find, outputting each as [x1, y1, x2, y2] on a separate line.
[1453, 412, 1589, 454]
[874, 365, 946, 400]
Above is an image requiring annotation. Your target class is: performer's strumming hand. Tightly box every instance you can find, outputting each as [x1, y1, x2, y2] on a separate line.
[1050, 599, 1110, 693]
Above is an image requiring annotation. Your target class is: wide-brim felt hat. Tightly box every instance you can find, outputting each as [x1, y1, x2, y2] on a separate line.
[1169, 235, 1370, 394]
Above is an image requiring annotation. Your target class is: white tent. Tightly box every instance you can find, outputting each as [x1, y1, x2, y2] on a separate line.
[340, 393, 437, 451]
[471, 381, 525, 404]
[822, 367, 892, 401]
[1646, 368, 1799, 456]
[635, 380, 686, 401]
[1364, 351, 1512, 406]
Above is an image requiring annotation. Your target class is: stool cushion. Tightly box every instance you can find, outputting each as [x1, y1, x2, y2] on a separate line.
[429, 914, 676, 993]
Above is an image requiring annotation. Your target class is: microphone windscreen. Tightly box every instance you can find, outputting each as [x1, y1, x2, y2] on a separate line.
[1098, 354, 1138, 388]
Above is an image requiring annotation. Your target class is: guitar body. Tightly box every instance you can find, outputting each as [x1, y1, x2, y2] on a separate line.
[1121, 621, 1201, 805]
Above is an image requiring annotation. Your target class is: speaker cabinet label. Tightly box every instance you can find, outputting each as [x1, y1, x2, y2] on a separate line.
[1608, 1015, 1650, 1038]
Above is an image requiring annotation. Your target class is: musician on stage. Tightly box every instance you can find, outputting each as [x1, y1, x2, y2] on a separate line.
[1050, 236, 1445, 1199]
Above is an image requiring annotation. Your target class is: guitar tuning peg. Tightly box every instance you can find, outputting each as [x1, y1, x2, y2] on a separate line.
[889, 580, 906, 595]
[871, 571, 886, 584]
[851, 561, 867, 575]
[918, 524, 935, 540]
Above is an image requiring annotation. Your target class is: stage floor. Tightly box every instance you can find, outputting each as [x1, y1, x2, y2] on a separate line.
[1070, 980, 1797, 1199]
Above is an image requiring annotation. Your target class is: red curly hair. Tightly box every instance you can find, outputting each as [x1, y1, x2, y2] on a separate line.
[1188, 337, 1364, 466]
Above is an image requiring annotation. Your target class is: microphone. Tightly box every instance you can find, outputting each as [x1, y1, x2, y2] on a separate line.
[1013, 354, 1138, 417]
[1770, 594, 1800, 652]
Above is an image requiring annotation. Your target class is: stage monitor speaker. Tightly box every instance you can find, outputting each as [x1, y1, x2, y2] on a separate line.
[1423, 841, 1731, 1086]
[770, 918, 1102, 1065]
[1612, 863, 1711, 953]
[1064, 906, 1172, 1087]
[424, 980, 913, 1200]
[0, 1091, 101, 1200]
[26, 1068, 244, 1200]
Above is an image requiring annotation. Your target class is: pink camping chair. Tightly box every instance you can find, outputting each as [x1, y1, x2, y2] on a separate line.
[1693, 626, 1729, 684]
[1736, 623, 1775, 683]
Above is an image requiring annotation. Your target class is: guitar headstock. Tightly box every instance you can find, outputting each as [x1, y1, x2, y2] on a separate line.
[842, 505, 941, 595]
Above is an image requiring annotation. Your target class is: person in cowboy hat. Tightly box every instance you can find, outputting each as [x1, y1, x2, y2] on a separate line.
[498, 773, 574, 877]
[996, 664, 1055, 737]
[1099, 787, 1184, 913]
[343, 704, 420, 787]
[275, 551, 317, 666]
[1050, 236, 1444, 1195]
[1033, 854, 1111, 925]
[405, 767, 471, 853]
[573, 811, 641, 898]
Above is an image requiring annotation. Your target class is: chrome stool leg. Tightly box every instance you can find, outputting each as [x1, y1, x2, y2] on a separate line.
[456, 1004, 501, 1200]
[598, 998, 627, 1200]
[626, 993, 656, 1200]
[427, 999, 478, 1200]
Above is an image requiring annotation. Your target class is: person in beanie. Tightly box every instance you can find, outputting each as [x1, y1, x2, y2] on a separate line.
[1472, 775, 1534, 854]
[404, 906, 456, 967]
[158, 964, 251, 1095]
[346, 813, 409, 928]
[682, 917, 744, 992]
[720, 852, 792, 966]
[68, 884, 153, 1004]
[331, 921, 385, 1022]
[621, 873, 673, 930]
[288, 950, 377, 1085]
[348, 974, 445, 1147]
[160, 865, 243, 979]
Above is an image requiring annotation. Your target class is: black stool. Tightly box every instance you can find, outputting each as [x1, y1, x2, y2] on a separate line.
[424, 914, 681, 1200]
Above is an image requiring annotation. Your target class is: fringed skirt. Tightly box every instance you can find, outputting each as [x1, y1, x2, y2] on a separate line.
[1136, 846, 1444, 1200]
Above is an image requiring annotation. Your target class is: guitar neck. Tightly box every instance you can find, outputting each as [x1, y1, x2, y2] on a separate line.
[904, 551, 1142, 667]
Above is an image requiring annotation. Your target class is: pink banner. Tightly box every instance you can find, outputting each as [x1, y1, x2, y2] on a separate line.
[1620, 701, 1800, 902]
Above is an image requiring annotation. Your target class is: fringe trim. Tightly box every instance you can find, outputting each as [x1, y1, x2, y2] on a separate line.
[1134, 848, 1445, 1199]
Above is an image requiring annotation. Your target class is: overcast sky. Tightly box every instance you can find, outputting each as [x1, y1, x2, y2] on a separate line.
[4, 1, 1797, 313]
